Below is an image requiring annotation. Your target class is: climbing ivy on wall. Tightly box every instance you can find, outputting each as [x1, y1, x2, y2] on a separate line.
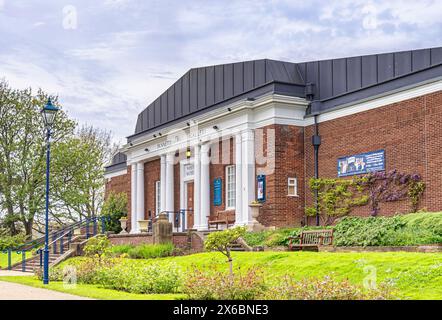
[306, 170, 426, 225]
[305, 177, 369, 225]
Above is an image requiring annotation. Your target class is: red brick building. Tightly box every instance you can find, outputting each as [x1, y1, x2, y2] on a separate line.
[105, 47, 442, 232]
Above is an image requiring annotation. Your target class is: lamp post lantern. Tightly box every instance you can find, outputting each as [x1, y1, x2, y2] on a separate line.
[41, 98, 59, 285]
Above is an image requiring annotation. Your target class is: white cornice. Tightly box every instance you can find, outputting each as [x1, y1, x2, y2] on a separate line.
[123, 93, 308, 153]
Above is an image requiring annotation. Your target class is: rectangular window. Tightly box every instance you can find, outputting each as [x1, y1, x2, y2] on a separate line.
[155, 181, 161, 215]
[225, 165, 236, 209]
[288, 177, 298, 196]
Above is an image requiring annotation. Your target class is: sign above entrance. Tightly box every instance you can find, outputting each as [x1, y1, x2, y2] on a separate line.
[337, 150, 385, 177]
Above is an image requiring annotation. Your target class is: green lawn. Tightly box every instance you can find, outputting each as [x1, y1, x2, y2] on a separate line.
[59, 251, 442, 300]
[0, 252, 32, 269]
[6, 251, 440, 300]
[0, 276, 185, 300]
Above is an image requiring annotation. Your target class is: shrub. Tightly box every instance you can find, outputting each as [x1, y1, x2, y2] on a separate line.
[95, 261, 182, 294]
[126, 243, 174, 259]
[242, 231, 270, 247]
[50, 257, 182, 294]
[0, 233, 27, 251]
[101, 191, 128, 233]
[83, 235, 112, 258]
[333, 216, 404, 247]
[261, 275, 393, 300]
[333, 213, 442, 246]
[183, 266, 267, 300]
[110, 244, 133, 256]
[400, 211, 442, 236]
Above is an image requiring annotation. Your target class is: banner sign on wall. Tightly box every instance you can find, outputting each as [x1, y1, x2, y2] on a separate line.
[213, 177, 222, 206]
[337, 150, 385, 177]
[257, 175, 266, 202]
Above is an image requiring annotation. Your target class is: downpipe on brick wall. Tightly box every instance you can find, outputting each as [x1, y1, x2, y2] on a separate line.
[312, 114, 321, 226]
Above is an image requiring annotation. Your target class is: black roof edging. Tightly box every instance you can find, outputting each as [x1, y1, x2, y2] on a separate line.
[308, 63, 442, 115]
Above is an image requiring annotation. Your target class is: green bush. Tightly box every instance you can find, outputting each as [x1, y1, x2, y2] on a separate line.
[95, 260, 182, 294]
[101, 191, 128, 233]
[110, 243, 175, 259]
[0, 233, 27, 251]
[126, 243, 174, 259]
[110, 244, 133, 256]
[244, 212, 442, 248]
[83, 235, 112, 258]
[400, 211, 442, 236]
[333, 213, 442, 247]
[52, 257, 182, 294]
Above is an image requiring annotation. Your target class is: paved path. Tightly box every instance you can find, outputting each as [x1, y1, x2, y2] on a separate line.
[0, 270, 34, 277]
[0, 280, 92, 300]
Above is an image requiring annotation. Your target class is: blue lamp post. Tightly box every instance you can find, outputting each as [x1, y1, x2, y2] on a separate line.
[41, 98, 59, 285]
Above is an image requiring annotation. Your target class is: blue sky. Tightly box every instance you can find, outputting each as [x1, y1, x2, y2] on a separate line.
[1, 0, 441, 144]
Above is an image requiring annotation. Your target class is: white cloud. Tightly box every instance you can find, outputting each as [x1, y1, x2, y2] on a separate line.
[0, 0, 441, 143]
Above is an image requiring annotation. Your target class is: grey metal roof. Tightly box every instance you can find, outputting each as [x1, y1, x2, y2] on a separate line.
[130, 59, 305, 140]
[107, 46, 442, 171]
[129, 46, 442, 142]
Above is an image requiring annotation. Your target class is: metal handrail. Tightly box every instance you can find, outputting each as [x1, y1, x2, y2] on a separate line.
[2, 215, 110, 271]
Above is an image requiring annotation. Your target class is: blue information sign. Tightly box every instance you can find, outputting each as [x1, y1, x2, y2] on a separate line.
[257, 175, 266, 202]
[338, 150, 385, 177]
[213, 178, 222, 206]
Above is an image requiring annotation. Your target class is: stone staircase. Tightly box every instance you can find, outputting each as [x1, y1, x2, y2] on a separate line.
[9, 234, 84, 273]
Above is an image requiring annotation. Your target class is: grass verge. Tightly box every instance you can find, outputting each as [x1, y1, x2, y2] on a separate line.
[59, 251, 442, 300]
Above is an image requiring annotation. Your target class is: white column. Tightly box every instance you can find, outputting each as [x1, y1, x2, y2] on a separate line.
[130, 164, 137, 234]
[193, 145, 201, 229]
[179, 162, 185, 230]
[136, 162, 145, 232]
[160, 155, 166, 213]
[165, 152, 175, 224]
[242, 129, 255, 226]
[200, 143, 210, 230]
[235, 133, 243, 225]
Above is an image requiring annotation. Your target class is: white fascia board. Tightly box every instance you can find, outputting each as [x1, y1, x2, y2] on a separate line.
[104, 168, 128, 180]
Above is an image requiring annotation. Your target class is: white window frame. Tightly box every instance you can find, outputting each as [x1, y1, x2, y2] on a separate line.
[287, 177, 298, 197]
[155, 180, 161, 215]
[225, 165, 236, 209]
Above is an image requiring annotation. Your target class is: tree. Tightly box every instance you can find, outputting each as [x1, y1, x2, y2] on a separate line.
[101, 191, 128, 233]
[204, 226, 247, 277]
[0, 80, 76, 236]
[50, 125, 118, 224]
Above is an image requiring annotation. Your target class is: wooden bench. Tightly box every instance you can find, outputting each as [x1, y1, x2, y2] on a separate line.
[288, 229, 334, 251]
[207, 211, 235, 230]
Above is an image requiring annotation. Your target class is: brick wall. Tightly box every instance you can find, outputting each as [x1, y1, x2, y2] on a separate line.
[108, 232, 204, 251]
[144, 159, 160, 220]
[256, 124, 305, 227]
[209, 137, 234, 218]
[304, 91, 442, 222]
[104, 167, 131, 230]
[105, 90, 442, 229]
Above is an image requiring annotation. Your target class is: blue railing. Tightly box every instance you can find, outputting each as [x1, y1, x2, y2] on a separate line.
[2, 215, 110, 271]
